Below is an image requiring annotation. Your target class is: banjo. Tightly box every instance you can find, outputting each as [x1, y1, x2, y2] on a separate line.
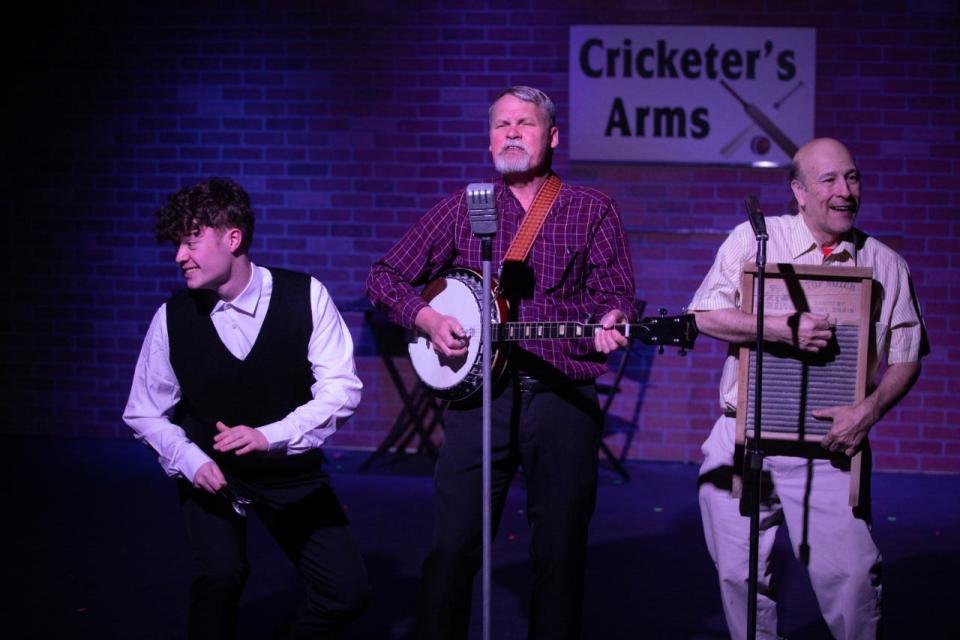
[408, 268, 699, 401]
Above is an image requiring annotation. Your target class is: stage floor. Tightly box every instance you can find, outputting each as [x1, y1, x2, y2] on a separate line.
[4, 436, 958, 639]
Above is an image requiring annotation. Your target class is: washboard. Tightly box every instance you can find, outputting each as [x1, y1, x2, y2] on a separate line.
[735, 263, 873, 506]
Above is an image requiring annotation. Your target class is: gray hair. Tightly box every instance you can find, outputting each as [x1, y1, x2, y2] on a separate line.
[488, 85, 556, 128]
[788, 159, 803, 185]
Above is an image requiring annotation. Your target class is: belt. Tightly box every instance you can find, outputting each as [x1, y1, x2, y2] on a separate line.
[514, 374, 550, 393]
[513, 372, 593, 394]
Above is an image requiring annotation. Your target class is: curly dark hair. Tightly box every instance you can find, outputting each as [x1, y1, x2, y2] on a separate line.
[153, 177, 255, 252]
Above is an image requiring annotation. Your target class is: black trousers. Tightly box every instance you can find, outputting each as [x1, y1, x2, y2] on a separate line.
[417, 376, 602, 640]
[177, 478, 370, 640]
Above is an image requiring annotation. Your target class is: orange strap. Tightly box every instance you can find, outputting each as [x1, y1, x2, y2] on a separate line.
[502, 174, 562, 263]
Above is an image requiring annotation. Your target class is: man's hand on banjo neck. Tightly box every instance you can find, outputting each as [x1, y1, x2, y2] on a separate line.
[595, 308, 630, 354]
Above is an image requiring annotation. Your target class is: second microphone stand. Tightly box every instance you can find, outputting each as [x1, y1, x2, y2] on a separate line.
[744, 195, 768, 640]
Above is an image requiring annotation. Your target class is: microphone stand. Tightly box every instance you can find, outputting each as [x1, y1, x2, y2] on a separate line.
[466, 182, 497, 640]
[744, 195, 767, 640]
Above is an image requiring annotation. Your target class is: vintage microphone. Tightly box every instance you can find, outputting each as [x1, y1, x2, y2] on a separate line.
[466, 182, 497, 640]
[743, 195, 768, 640]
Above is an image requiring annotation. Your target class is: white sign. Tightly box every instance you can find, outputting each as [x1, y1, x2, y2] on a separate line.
[569, 25, 816, 166]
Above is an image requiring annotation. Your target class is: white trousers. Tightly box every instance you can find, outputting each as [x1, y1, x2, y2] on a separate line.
[698, 416, 882, 640]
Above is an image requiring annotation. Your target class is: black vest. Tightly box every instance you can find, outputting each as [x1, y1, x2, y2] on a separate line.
[167, 267, 325, 489]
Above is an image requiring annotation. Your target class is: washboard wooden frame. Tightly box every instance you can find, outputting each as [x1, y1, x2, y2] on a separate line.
[735, 263, 873, 507]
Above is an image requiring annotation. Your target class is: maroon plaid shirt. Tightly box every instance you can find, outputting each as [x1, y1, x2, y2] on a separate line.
[366, 176, 639, 381]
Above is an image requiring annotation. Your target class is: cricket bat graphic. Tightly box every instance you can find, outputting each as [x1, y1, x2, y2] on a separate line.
[719, 80, 799, 159]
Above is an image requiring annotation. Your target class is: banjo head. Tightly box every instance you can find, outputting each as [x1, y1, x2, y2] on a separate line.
[408, 269, 502, 401]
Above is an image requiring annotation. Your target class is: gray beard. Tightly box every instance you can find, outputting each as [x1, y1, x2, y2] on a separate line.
[494, 152, 531, 175]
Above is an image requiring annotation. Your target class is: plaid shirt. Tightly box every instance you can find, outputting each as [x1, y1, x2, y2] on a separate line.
[366, 176, 639, 381]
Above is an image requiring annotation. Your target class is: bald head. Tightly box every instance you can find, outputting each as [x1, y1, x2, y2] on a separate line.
[790, 138, 855, 186]
[789, 138, 861, 246]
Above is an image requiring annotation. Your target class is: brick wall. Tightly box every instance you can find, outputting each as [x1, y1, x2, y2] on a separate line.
[3, 1, 957, 472]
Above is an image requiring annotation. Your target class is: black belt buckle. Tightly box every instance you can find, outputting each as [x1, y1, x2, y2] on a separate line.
[515, 374, 546, 394]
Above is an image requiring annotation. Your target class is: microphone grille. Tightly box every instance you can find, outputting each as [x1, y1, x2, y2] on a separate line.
[466, 183, 494, 209]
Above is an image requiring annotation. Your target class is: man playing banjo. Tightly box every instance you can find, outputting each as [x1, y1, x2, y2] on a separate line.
[366, 85, 639, 639]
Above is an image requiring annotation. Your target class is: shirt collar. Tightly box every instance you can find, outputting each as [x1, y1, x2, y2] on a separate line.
[788, 214, 857, 265]
[825, 235, 857, 264]
[212, 263, 262, 317]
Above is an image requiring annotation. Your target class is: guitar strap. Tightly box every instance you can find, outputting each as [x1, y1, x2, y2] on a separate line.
[502, 173, 562, 264]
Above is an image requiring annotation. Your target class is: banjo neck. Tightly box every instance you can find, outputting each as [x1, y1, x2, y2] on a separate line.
[493, 321, 634, 342]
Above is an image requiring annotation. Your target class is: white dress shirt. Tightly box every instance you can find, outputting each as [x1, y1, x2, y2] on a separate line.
[123, 264, 362, 483]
